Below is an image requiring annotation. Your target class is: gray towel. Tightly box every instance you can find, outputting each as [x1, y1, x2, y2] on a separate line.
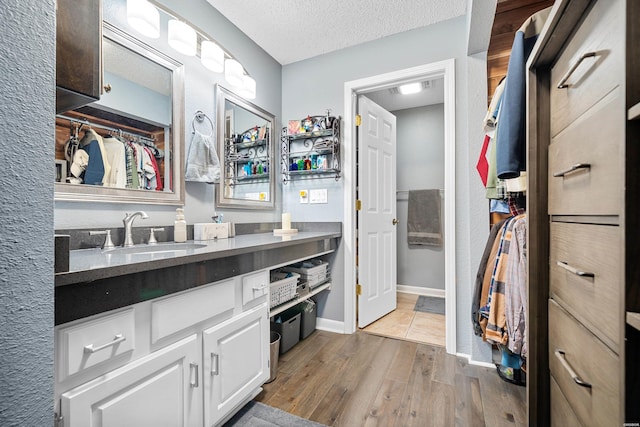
[407, 189, 442, 247]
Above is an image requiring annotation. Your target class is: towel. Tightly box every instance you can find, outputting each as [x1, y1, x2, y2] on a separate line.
[407, 189, 442, 247]
[185, 130, 221, 183]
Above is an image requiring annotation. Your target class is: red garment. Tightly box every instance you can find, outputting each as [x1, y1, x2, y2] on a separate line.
[476, 134, 491, 187]
[145, 147, 164, 191]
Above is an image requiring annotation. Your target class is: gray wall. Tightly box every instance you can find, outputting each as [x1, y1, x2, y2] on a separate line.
[0, 1, 56, 425]
[55, 0, 283, 230]
[394, 104, 446, 290]
[281, 15, 491, 358]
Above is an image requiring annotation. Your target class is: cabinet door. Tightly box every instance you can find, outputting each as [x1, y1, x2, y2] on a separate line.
[203, 303, 269, 426]
[61, 335, 200, 427]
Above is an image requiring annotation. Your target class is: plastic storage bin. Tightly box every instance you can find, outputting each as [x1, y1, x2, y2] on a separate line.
[282, 260, 329, 288]
[269, 271, 300, 308]
[270, 311, 301, 354]
[297, 300, 317, 339]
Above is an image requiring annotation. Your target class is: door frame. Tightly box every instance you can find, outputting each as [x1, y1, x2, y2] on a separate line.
[343, 59, 457, 354]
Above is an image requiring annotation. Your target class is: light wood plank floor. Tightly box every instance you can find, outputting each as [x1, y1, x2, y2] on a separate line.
[256, 330, 526, 427]
[361, 293, 445, 347]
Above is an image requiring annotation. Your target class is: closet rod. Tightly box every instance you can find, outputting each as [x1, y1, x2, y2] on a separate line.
[56, 114, 157, 145]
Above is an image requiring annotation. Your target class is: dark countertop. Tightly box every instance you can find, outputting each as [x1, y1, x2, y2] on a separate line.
[55, 225, 341, 326]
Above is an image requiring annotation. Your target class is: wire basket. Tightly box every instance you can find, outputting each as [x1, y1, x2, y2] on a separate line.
[282, 261, 329, 288]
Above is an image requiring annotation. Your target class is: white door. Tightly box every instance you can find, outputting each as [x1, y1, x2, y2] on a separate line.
[357, 95, 397, 328]
[60, 335, 200, 427]
[203, 303, 269, 427]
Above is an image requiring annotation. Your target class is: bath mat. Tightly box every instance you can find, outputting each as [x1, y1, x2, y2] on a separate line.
[414, 296, 445, 315]
[223, 401, 328, 427]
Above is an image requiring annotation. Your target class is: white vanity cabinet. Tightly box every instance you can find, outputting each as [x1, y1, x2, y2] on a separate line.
[55, 270, 270, 427]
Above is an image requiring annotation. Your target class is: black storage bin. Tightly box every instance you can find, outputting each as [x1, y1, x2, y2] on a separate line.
[270, 311, 300, 354]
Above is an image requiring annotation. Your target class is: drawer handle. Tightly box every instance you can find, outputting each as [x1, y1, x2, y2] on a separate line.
[557, 51, 597, 89]
[252, 284, 268, 292]
[190, 362, 199, 388]
[211, 352, 219, 376]
[83, 334, 126, 354]
[552, 163, 591, 178]
[554, 350, 592, 388]
[556, 261, 595, 278]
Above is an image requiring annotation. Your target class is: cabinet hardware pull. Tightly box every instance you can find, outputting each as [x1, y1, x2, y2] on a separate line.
[190, 363, 199, 388]
[554, 350, 592, 388]
[103, 83, 112, 93]
[211, 353, 219, 376]
[556, 51, 597, 89]
[392, 219, 399, 225]
[552, 163, 591, 177]
[252, 284, 268, 291]
[83, 334, 126, 354]
[556, 261, 595, 278]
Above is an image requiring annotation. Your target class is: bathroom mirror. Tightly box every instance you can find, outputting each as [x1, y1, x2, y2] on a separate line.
[54, 23, 185, 205]
[216, 85, 275, 209]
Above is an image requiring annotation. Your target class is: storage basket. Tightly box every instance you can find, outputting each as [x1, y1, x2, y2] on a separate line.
[269, 271, 300, 308]
[282, 260, 329, 288]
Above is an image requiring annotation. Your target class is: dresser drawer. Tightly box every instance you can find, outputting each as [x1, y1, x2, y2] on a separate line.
[151, 279, 235, 343]
[548, 88, 624, 216]
[57, 308, 135, 381]
[548, 299, 620, 427]
[550, 222, 621, 351]
[549, 0, 624, 136]
[242, 270, 268, 306]
[551, 376, 583, 427]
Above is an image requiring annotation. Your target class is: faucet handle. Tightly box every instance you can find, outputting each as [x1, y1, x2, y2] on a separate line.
[149, 228, 164, 244]
[90, 230, 115, 249]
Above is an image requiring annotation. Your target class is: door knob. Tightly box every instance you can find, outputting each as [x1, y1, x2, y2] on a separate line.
[392, 219, 399, 225]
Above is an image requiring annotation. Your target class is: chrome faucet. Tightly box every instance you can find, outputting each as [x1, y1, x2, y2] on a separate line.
[123, 211, 149, 247]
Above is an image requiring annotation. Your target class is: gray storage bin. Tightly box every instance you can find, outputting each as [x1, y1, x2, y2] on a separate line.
[298, 300, 317, 339]
[270, 311, 300, 354]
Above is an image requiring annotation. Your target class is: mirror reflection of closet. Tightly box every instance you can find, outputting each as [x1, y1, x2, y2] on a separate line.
[216, 85, 276, 209]
[54, 23, 185, 205]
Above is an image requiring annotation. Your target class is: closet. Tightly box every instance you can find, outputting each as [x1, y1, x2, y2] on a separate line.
[527, 0, 640, 425]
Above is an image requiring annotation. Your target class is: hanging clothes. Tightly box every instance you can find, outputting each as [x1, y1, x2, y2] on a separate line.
[505, 215, 527, 358]
[79, 129, 111, 185]
[102, 135, 127, 188]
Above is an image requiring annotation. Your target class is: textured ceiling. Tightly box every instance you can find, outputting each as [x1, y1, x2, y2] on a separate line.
[206, 0, 467, 65]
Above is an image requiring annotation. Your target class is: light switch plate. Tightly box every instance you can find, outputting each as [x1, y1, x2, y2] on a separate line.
[310, 189, 328, 204]
[299, 189, 309, 204]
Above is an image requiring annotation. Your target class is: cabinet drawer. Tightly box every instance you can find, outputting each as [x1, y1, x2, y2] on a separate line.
[242, 270, 269, 306]
[151, 279, 235, 343]
[551, 375, 583, 427]
[550, 222, 621, 351]
[548, 88, 624, 216]
[58, 308, 134, 381]
[548, 299, 620, 427]
[549, 0, 623, 136]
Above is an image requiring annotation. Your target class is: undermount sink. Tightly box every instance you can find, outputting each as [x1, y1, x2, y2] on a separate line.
[103, 242, 208, 256]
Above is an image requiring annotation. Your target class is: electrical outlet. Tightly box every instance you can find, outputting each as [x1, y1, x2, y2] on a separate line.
[299, 190, 309, 204]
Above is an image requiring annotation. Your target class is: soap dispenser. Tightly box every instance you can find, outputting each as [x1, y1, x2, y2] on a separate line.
[174, 208, 187, 243]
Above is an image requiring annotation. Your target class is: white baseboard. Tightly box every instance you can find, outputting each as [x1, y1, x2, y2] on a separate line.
[316, 317, 348, 334]
[456, 352, 496, 369]
[397, 284, 445, 298]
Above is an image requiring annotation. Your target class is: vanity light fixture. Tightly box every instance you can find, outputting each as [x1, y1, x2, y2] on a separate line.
[225, 59, 244, 87]
[168, 19, 197, 56]
[398, 82, 422, 95]
[201, 40, 224, 73]
[238, 75, 256, 100]
[126, 0, 160, 39]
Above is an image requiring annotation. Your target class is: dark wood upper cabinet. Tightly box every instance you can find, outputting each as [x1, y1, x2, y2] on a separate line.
[56, 0, 102, 113]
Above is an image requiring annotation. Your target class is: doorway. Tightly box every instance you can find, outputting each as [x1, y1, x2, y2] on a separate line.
[342, 59, 457, 354]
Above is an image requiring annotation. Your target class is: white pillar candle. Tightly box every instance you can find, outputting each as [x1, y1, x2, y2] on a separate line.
[282, 213, 291, 230]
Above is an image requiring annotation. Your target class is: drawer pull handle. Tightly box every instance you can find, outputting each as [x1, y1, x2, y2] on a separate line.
[556, 261, 595, 278]
[252, 284, 268, 292]
[557, 51, 597, 89]
[190, 362, 199, 388]
[211, 353, 219, 376]
[555, 350, 592, 388]
[552, 163, 591, 178]
[83, 334, 126, 354]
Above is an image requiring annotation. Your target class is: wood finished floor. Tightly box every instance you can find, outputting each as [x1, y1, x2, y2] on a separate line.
[361, 293, 445, 347]
[256, 330, 526, 427]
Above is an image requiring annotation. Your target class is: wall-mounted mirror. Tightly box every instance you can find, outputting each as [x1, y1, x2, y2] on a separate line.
[216, 85, 275, 209]
[54, 22, 185, 205]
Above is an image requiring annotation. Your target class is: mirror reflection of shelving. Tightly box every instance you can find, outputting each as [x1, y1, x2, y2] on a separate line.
[224, 125, 271, 186]
[281, 114, 340, 184]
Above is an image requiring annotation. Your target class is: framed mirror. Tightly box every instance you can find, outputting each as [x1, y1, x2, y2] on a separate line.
[216, 85, 275, 209]
[54, 23, 185, 205]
